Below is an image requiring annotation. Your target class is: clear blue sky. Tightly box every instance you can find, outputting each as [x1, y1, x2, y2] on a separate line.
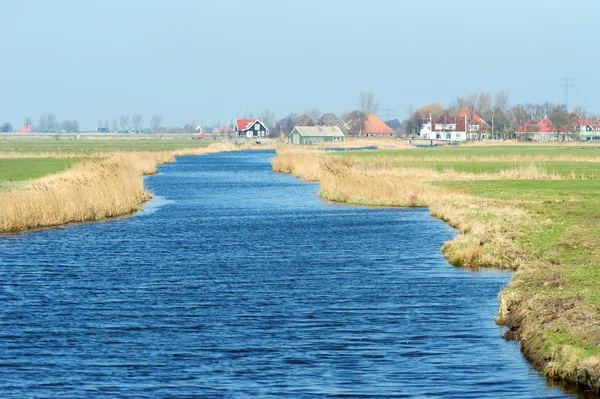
[2, 0, 598, 129]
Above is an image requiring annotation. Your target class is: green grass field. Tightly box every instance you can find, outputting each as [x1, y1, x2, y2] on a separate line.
[0, 158, 81, 192]
[0, 138, 213, 154]
[336, 145, 600, 159]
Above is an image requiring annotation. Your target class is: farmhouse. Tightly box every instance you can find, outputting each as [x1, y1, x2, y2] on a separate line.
[419, 116, 467, 141]
[344, 113, 395, 137]
[457, 106, 489, 140]
[288, 126, 345, 145]
[234, 119, 269, 137]
[362, 113, 395, 136]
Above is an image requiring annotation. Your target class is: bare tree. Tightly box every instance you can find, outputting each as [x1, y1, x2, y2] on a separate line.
[47, 113, 57, 132]
[510, 104, 528, 140]
[259, 109, 275, 130]
[359, 91, 379, 115]
[418, 103, 445, 117]
[120, 114, 130, 131]
[131, 114, 144, 132]
[491, 90, 509, 139]
[405, 109, 424, 137]
[111, 119, 117, 132]
[275, 113, 298, 137]
[150, 114, 163, 133]
[547, 105, 571, 141]
[305, 108, 321, 120]
[38, 115, 49, 132]
[343, 110, 367, 136]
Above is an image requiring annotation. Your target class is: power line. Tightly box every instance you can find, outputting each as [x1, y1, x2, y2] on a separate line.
[559, 76, 574, 109]
[380, 108, 395, 121]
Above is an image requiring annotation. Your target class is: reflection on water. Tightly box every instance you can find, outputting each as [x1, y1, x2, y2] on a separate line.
[0, 151, 580, 398]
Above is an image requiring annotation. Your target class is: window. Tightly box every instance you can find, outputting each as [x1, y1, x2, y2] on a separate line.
[468, 124, 480, 131]
[446, 132, 452, 140]
[255, 123, 260, 130]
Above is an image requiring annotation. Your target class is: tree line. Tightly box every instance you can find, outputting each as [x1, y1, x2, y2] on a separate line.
[405, 91, 598, 140]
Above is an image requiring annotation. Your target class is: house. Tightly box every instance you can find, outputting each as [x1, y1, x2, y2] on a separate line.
[576, 121, 600, 141]
[515, 117, 569, 141]
[362, 113, 395, 137]
[344, 113, 395, 137]
[457, 106, 489, 140]
[419, 115, 467, 141]
[288, 126, 345, 145]
[234, 119, 269, 138]
[18, 124, 32, 133]
[318, 113, 347, 131]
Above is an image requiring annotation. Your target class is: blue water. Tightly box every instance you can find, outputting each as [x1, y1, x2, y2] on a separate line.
[0, 151, 580, 398]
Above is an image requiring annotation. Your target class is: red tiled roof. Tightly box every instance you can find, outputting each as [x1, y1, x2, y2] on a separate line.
[431, 116, 466, 132]
[456, 106, 489, 132]
[235, 119, 264, 131]
[362, 113, 395, 134]
[18, 124, 32, 133]
[537, 117, 556, 133]
[516, 120, 538, 133]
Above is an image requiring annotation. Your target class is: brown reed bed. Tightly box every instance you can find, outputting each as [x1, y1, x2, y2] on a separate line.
[0, 152, 174, 233]
[0, 142, 270, 234]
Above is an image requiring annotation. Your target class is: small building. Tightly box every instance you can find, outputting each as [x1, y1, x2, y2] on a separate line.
[234, 118, 269, 138]
[361, 113, 396, 137]
[18, 124, 33, 133]
[289, 126, 345, 145]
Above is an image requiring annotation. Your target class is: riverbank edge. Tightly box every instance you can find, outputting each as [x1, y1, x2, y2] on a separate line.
[270, 151, 600, 394]
[0, 143, 273, 234]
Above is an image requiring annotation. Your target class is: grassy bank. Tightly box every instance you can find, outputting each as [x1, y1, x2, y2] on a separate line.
[0, 141, 268, 233]
[271, 144, 600, 392]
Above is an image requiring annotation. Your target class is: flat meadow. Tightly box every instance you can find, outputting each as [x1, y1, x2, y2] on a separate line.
[272, 142, 600, 390]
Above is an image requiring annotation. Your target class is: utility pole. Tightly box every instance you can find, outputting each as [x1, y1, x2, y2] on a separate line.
[560, 76, 574, 109]
[380, 108, 395, 121]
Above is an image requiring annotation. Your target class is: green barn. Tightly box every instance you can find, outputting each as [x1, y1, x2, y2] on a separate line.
[288, 126, 345, 145]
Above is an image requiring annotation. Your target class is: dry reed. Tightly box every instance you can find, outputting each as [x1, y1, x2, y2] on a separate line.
[0, 152, 174, 233]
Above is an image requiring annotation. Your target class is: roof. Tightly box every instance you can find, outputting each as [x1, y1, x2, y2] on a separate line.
[291, 126, 345, 137]
[537, 117, 556, 133]
[235, 119, 266, 131]
[430, 116, 466, 132]
[319, 112, 345, 126]
[362, 113, 395, 134]
[456, 106, 489, 131]
[18, 124, 32, 133]
[516, 120, 538, 133]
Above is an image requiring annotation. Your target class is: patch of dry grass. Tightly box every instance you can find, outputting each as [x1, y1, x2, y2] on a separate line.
[0, 152, 174, 233]
[0, 142, 273, 234]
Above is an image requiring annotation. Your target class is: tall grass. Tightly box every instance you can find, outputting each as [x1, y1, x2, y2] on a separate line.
[0, 152, 174, 233]
[271, 151, 534, 269]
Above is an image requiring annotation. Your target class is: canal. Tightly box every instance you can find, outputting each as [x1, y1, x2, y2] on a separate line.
[0, 151, 578, 397]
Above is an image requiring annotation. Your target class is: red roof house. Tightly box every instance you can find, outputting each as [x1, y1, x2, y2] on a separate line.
[234, 119, 269, 138]
[419, 115, 467, 141]
[18, 124, 32, 133]
[457, 106, 489, 138]
[362, 113, 395, 136]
